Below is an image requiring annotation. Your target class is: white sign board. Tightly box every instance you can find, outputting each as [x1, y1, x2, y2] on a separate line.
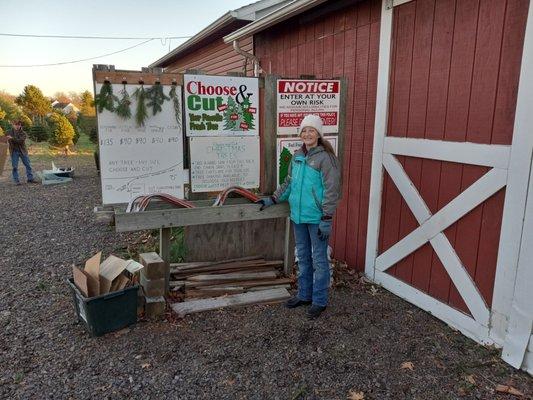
[276, 137, 338, 185]
[189, 136, 260, 192]
[96, 83, 184, 204]
[184, 74, 259, 136]
[277, 79, 341, 135]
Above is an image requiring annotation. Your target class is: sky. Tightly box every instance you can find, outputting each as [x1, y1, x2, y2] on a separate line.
[0, 0, 254, 98]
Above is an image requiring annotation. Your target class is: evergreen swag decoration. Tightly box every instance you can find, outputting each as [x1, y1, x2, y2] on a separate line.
[132, 85, 149, 127]
[168, 83, 182, 127]
[115, 84, 132, 120]
[95, 81, 118, 113]
[145, 82, 170, 116]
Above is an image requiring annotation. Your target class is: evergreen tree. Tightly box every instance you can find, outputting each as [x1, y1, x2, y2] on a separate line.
[279, 147, 293, 184]
[47, 113, 74, 148]
[239, 96, 255, 130]
[0, 92, 31, 127]
[15, 85, 52, 124]
[222, 96, 239, 130]
[79, 90, 96, 116]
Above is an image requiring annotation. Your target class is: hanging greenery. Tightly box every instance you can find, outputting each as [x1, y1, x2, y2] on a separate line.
[115, 84, 132, 120]
[94, 81, 118, 113]
[132, 85, 149, 127]
[145, 82, 170, 116]
[168, 83, 182, 127]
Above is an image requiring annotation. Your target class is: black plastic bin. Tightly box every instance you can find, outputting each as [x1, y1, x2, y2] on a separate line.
[68, 278, 138, 337]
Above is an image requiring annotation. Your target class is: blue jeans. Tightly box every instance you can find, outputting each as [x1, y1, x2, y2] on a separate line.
[293, 222, 330, 307]
[11, 150, 34, 183]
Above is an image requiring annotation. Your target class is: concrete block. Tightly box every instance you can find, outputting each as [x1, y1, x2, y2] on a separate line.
[145, 296, 165, 318]
[139, 252, 166, 280]
[140, 273, 165, 297]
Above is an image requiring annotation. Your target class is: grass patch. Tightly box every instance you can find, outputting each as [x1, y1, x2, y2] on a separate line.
[27, 132, 95, 163]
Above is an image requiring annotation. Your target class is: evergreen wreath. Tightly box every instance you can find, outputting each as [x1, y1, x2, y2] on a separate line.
[168, 83, 182, 127]
[94, 81, 118, 113]
[132, 84, 149, 127]
[115, 83, 132, 120]
[145, 81, 170, 116]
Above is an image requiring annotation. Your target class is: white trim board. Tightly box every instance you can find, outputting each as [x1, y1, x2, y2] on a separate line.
[383, 137, 511, 169]
[365, 0, 393, 279]
[491, 0, 533, 345]
[392, 0, 414, 7]
[374, 271, 492, 344]
[376, 167, 507, 270]
[382, 154, 490, 325]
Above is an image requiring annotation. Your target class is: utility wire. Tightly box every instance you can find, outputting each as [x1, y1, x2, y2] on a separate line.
[0, 38, 156, 67]
[0, 33, 192, 40]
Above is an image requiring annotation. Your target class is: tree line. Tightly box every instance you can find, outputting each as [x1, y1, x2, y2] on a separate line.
[0, 85, 98, 151]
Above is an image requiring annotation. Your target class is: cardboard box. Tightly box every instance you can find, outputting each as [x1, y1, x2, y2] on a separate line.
[72, 253, 143, 298]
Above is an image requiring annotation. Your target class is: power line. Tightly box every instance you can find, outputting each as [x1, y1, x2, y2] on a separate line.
[0, 38, 156, 67]
[0, 33, 192, 40]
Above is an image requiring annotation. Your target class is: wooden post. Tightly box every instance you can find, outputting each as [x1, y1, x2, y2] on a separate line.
[263, 74, 280, 193]
[159, 227, 171, 294]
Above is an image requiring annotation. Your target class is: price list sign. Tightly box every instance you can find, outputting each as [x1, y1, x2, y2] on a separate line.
[95, 83, 184, 204]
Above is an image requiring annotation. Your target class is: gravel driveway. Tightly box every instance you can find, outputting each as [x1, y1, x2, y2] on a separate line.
[0, 156, 531, 399]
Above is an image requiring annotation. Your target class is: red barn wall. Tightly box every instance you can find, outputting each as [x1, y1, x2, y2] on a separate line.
[255, 0, 382, 270]
[163, 36, 254, 76]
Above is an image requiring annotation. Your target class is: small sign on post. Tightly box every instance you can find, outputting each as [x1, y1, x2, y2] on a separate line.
[184, 75, 260, 137]
[276, 79, 341, 136]
[277, 136, 338, 185]
[189, 136, 260, 192]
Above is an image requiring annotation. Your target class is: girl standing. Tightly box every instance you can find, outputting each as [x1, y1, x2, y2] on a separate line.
[258, 114, 340, 319]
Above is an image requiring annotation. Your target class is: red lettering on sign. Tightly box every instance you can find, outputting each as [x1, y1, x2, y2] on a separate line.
[186, 81, 238, 96]
[278, 112, 338, 127]
[278, 80, 339, 94]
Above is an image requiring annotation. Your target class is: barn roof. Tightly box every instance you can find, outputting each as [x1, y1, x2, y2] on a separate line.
[149, 0, 291, 68]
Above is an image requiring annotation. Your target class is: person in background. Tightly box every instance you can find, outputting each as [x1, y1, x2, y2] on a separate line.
[258, 114, 340, 319]
[6, 119, 37, 185]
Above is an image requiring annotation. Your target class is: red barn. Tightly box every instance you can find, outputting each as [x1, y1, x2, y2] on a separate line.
[153, 0, 533, 372]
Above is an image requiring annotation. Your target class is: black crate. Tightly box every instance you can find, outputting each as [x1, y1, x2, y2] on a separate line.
[68, 278, 138, 337]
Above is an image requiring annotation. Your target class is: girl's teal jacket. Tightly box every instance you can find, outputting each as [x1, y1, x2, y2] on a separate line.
[273, 145, 340, 224]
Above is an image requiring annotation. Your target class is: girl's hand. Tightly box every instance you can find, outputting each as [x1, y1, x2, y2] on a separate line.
[256, 197, 275, 211]
[318, 219, 332, 241]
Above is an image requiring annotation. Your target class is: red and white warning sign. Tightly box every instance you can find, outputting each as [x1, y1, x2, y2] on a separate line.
[277, 79, 341, 135]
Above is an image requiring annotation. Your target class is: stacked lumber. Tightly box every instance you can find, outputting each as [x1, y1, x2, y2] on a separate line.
[169, 256, 293, 316]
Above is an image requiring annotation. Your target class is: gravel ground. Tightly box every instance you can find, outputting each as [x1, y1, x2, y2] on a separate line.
[0, 156, 531, 400]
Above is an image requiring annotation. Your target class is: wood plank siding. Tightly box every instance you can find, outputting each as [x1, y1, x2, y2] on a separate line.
[380, 0, 529, 313]
[163, 36, 254, 76]
[255, 0, 382, 271]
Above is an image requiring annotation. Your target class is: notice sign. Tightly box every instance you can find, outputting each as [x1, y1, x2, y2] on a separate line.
[96, 83, 184, 204]
[277, 137, 338, 185]
[277, 79, 341, 135]
[184, 75, 259, 137]
[190, 136, 260, 192]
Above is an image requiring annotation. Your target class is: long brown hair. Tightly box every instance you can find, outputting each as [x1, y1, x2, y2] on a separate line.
[318, 137, 336, 155]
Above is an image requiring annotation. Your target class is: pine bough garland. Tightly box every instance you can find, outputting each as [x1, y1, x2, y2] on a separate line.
[168, 84, 182, 127]
[145, 82, 170, 116]
[94, 81, 119, 112]
[131, 85, 149, 127]
[115, 84, 132, 120]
